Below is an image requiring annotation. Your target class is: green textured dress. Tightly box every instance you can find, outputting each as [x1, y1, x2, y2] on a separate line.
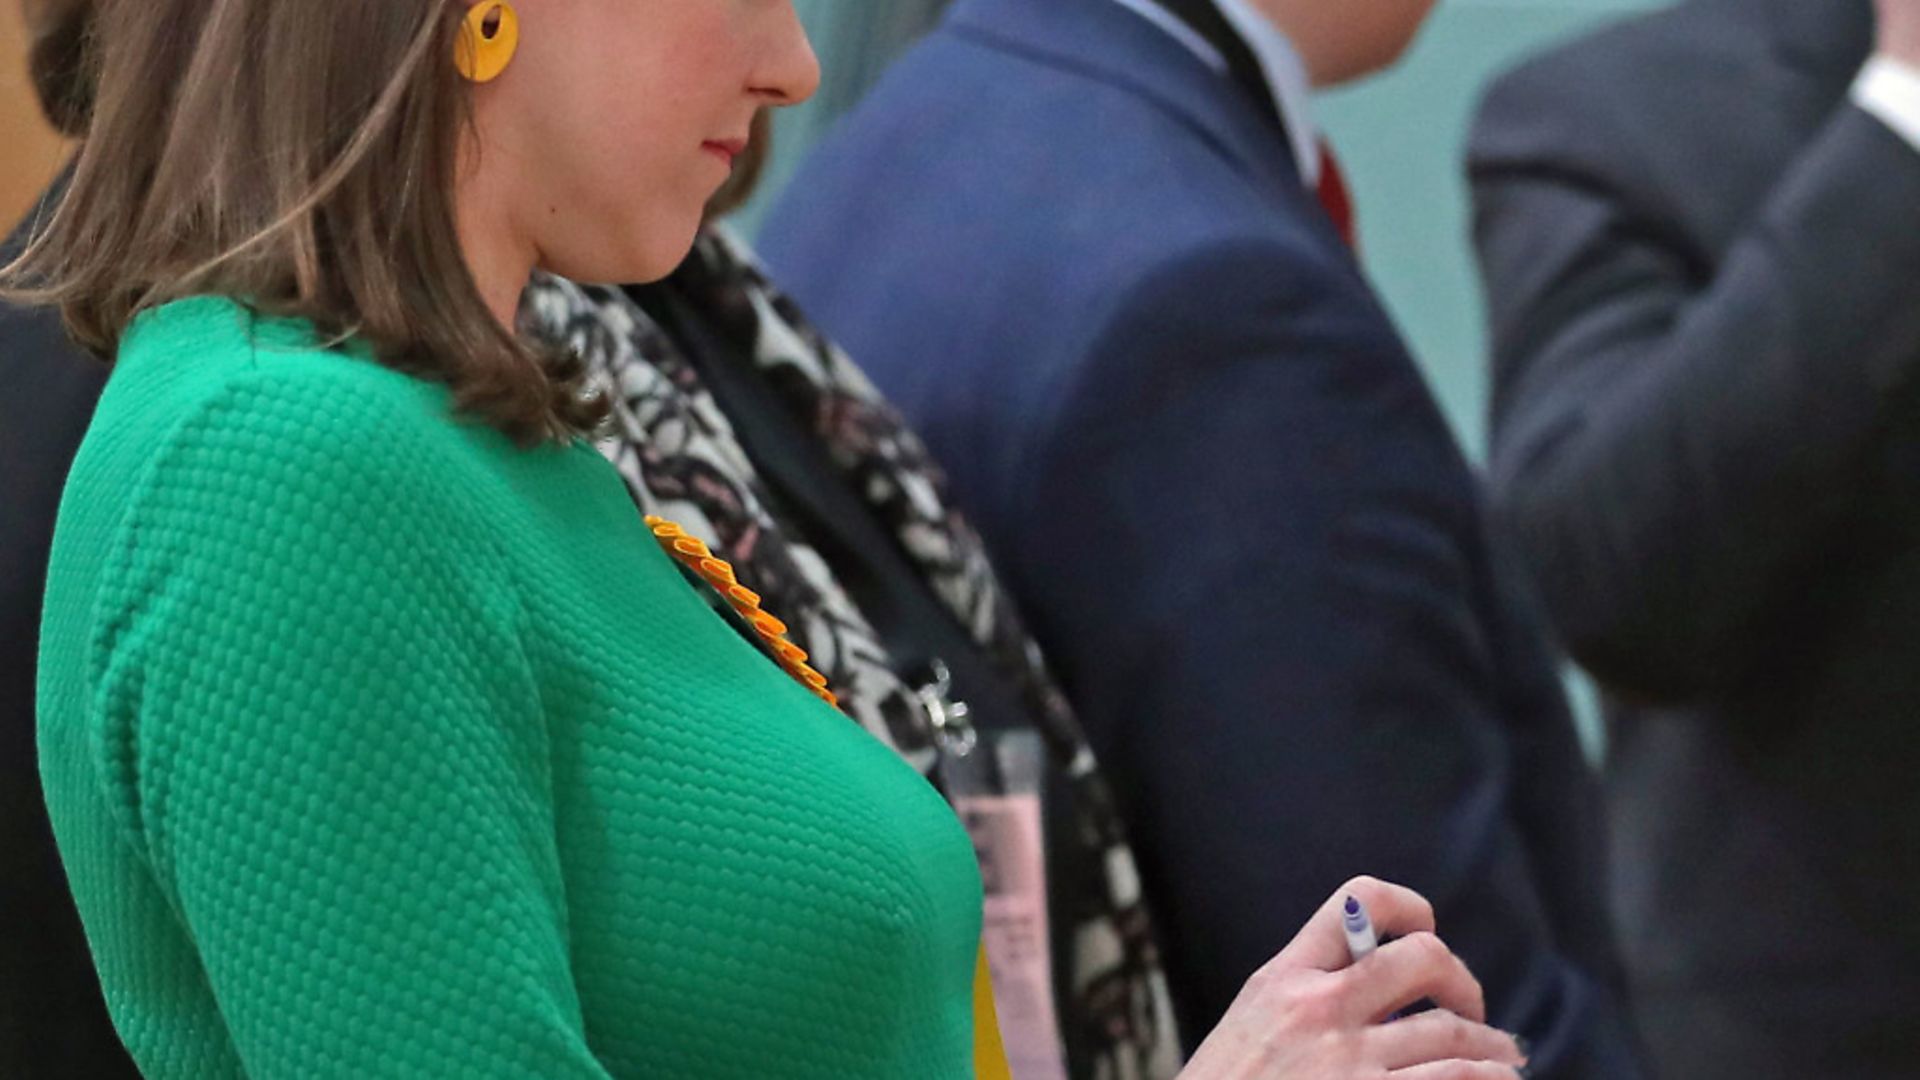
[36, 297, 984, 1078]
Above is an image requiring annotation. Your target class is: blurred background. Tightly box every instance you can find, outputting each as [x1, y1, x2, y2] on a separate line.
[1, 3, 73, 231]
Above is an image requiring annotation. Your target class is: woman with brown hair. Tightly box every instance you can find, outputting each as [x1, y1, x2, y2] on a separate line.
[6, 2, 1526, 1076]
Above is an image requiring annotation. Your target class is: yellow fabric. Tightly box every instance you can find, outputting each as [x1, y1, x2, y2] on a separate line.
[973, 945, 1012, 1080]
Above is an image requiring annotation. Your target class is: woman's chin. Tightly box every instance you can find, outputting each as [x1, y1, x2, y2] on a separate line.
[542, 216, 704, 287]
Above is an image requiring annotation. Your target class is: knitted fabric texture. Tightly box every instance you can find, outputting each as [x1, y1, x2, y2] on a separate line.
[36, 296, 984, 1078]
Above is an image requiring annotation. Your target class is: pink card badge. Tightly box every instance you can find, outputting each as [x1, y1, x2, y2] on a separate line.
[953, 732, 1070, 1080]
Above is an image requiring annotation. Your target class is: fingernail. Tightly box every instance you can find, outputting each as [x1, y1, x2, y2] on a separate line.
[1513, 1035, 1531, 1059]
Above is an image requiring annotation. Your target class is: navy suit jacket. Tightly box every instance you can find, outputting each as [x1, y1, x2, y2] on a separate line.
[759, 0, 1641, 1075]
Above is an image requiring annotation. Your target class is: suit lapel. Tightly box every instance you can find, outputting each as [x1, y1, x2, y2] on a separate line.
[945, 0, 1305, 201]
[1151, 0, 1288, 137]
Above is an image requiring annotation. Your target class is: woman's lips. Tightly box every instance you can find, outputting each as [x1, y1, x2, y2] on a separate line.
[703, 139, 749, 166]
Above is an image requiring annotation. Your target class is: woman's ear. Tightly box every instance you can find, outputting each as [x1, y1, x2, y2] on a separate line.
[22, 0, 95, 134]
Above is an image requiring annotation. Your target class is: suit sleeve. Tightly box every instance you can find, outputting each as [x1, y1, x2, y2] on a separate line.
[88, 378, 615, 1078]
[1470, 89, 1920, 701]
[1007, 238, 1635, 1076]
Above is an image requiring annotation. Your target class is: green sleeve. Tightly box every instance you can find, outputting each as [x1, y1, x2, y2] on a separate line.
[90, 374, 615, 1078]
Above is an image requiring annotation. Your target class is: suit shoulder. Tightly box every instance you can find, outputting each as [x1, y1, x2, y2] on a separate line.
[1473, 5, 1719, 163]
[1079, 233, 1405, 394]
[1484, 3, 1698, 104]
[1118, 233, 1347, 307]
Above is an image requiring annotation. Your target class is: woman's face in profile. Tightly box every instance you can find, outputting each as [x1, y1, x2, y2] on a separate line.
[472, 0, 818, 284]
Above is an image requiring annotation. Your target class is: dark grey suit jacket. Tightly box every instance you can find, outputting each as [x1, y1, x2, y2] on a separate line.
[1471, 1, 1920, 1075]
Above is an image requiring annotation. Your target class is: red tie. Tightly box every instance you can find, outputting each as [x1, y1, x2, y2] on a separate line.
[1316, 140, 1358, 251]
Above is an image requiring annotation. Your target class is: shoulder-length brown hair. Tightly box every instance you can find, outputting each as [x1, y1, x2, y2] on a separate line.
[2, 0, 604, 443]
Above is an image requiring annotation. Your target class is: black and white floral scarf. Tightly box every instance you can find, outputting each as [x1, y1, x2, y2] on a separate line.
[520, 227, 1182, 1080]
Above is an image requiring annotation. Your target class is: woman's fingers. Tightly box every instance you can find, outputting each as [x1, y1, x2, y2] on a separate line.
[1339, 931, 1486, 1023]
[1182, 879, 1518, 1080]
[1367, 1010, 1526, 1071]
[1278, 876, 1438, 972]
[1389, 1062, 1526, 1080]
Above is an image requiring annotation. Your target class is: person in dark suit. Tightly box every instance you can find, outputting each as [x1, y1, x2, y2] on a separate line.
[759, 1, 1644, 1075]
[1469, 0, 1920, 1075]
[0, 2, 137, 1076]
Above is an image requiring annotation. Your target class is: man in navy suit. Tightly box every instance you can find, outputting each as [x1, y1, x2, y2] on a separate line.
[760, 1, 1643, 1075]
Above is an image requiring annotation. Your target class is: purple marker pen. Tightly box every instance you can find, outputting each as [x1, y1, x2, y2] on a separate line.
[1345, 895, 1411, 1022]
[1343, 895, 1380, 965]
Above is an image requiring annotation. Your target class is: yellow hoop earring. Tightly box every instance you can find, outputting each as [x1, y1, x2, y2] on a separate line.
[454, 1, 519, 84]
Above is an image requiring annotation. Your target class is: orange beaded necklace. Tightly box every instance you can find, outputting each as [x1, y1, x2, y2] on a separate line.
[645, 516, 1010, 1080]
[644, 516, 839, 709]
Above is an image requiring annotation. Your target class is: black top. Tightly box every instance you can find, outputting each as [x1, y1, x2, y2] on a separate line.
[0, 186, 138, 1076]
[628, 271, 1107, 1068]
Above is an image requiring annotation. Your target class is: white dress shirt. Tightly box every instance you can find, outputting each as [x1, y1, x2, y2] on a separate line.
[1111, 10, 1920, 179]
[1855, 55, 1920, 154]
[1106, 0, 1323, 185]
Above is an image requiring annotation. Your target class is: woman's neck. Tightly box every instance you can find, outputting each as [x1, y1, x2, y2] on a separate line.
[454, 152, 536, 334]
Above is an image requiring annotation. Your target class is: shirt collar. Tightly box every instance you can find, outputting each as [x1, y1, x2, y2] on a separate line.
[1106, 0, 1321, 185]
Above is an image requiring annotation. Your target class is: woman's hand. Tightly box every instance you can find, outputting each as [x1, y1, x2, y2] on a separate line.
[1178, 877, 1528, 1080]
[1876, 0, 1920, 68]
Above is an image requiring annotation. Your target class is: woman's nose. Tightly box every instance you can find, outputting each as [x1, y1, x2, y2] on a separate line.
[749, 2, 822, 106]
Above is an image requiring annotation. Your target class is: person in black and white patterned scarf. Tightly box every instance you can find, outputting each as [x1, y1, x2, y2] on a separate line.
[520, 226, 1183, 1079]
